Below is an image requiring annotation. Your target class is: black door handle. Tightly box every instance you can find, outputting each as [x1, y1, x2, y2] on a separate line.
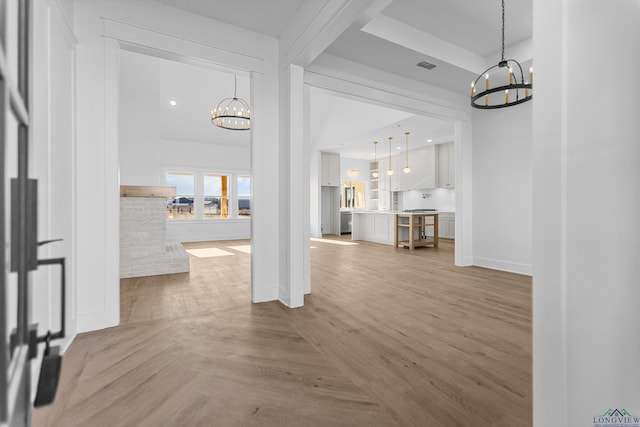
[31, 238, 66, 407]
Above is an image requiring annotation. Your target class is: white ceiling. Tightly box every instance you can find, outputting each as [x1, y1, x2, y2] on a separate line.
[382, 0, 532, 57]
[157, 59, 251, 146]
[142, 0, 532, 159]
[311, 89, 454, 159]
[120, 49, 251, 146]
[156, 0, 306, 38]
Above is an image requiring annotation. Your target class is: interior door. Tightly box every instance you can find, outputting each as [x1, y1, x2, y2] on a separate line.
[1, 1, 34, 426]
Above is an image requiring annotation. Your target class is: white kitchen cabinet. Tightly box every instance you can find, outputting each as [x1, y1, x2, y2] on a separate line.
[389, 145, 437, 191]
[437, 212, 455, 239]
[320, 152, 340, 186]
[437, 142, 455, 188]
[369, 160, 379, 210]
[352, 212, 394, 245]
[321, 186, 341, 235]
[376, 157, 390, 211]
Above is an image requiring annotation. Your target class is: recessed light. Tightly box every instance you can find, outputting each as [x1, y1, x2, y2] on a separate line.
[427, 139, 433, 142]
[396, 146, 402, 150]
[169, 100, 177, 106]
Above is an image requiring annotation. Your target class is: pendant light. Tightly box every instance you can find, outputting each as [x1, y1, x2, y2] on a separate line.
[211, 75, 251, 130]
[403, 132, 411, 174]
[470, 0, 532, 109]
[387, 137, 394, 176]
[372, 141, 379, 178]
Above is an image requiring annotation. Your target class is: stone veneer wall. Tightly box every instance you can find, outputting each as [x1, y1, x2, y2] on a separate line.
[120, 196, 189, 278]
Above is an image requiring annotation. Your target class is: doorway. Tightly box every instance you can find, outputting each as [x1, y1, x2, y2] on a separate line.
[116, 48, 253, 310]
[308, 85, 466, 266]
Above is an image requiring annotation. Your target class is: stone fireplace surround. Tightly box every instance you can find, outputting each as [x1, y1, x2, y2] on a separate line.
[120, 186, 190, 278]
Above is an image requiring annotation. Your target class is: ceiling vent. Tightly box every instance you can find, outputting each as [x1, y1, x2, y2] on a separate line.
[417, 61, 437, 70]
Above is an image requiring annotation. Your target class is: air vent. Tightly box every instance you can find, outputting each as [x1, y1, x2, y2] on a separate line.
[417, 61, 437, 70]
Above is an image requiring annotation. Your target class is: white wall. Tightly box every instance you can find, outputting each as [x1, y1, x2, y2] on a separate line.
[31, 0, 77, 384]
[32, 0, 77, 345]
[533, 2, 640, 426]
[402, 188, 455, 212]
[340, 157, 369, 183]
[471, 102, 532, 275]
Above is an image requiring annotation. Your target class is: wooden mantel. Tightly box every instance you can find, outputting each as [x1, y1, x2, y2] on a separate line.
[120, 185, 176, 198]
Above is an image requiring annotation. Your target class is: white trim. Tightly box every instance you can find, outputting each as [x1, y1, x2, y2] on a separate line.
[69, 16, 79, 336]
[102, 18, 264, 75]
[473, 257, 532, 276]
[253, 285, 279, 304]
[304, 69, 466, 122]
[166, 218, 250, 225]
[49, 0, 78, 47]
[103, 37, 121, 329]
[303, 64, 472, 269]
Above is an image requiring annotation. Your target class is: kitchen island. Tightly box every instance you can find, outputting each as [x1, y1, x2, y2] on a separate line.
[394, 211, 439, 250]
[351, 210, 440, 248]
[351, 210, 397, 245]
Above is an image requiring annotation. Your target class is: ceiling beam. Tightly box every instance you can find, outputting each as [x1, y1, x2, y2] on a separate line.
[280, 0, 393, 68]
[361, 14, 487, 75]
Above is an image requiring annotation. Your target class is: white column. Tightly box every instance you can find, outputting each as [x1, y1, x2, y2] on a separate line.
[277, 64, 307, 308]
[303, 83, 312, 294]
[251, 71, 281, 303]
[533, 1, 640, 426]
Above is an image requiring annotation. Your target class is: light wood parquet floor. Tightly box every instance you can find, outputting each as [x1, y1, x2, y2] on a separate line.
[33, 237, 531, 427]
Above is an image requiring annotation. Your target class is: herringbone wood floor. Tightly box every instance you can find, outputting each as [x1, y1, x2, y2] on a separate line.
[33, 237, 531, 426]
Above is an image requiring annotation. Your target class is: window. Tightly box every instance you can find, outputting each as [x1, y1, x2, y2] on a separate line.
[165, 172, 195, 219]
[163, 170, 249, 221]
[237, 176, 251, 217]
[204, 174, 229, 219]
[341, 180, 366, 209]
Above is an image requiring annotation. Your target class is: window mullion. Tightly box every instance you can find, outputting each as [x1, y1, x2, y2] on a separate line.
[195, 172, 203, 219]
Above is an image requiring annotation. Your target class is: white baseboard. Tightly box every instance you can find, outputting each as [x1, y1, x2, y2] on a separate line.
[472, 256, 532, 276]
[77, 310, 120, 333]
[252, 285, 278, 303]
[168, 233, 250, 243]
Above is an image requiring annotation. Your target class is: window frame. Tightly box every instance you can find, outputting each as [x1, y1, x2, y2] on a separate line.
[164, 171, 196, 220]
[161, 168, 250, 221]
[236, 175, 251, 218]
[203, 173, 230, 220]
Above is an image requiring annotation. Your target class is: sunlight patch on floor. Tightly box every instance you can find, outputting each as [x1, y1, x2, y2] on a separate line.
[310, 238, 359, 246]
[186, 248, 235, 258]
[227, 245, 251, 254]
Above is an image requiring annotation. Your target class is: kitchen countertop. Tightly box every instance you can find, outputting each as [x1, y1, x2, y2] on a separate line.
[351, 210, 403, 215]
[351, 210, 455, 215]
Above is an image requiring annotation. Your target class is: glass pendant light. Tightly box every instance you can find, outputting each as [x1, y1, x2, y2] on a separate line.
[387, 137, 394, 176]
[403, 132, 411, 173]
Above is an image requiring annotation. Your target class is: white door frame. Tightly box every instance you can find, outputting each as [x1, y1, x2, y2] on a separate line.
[303, 69, 473, 267]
